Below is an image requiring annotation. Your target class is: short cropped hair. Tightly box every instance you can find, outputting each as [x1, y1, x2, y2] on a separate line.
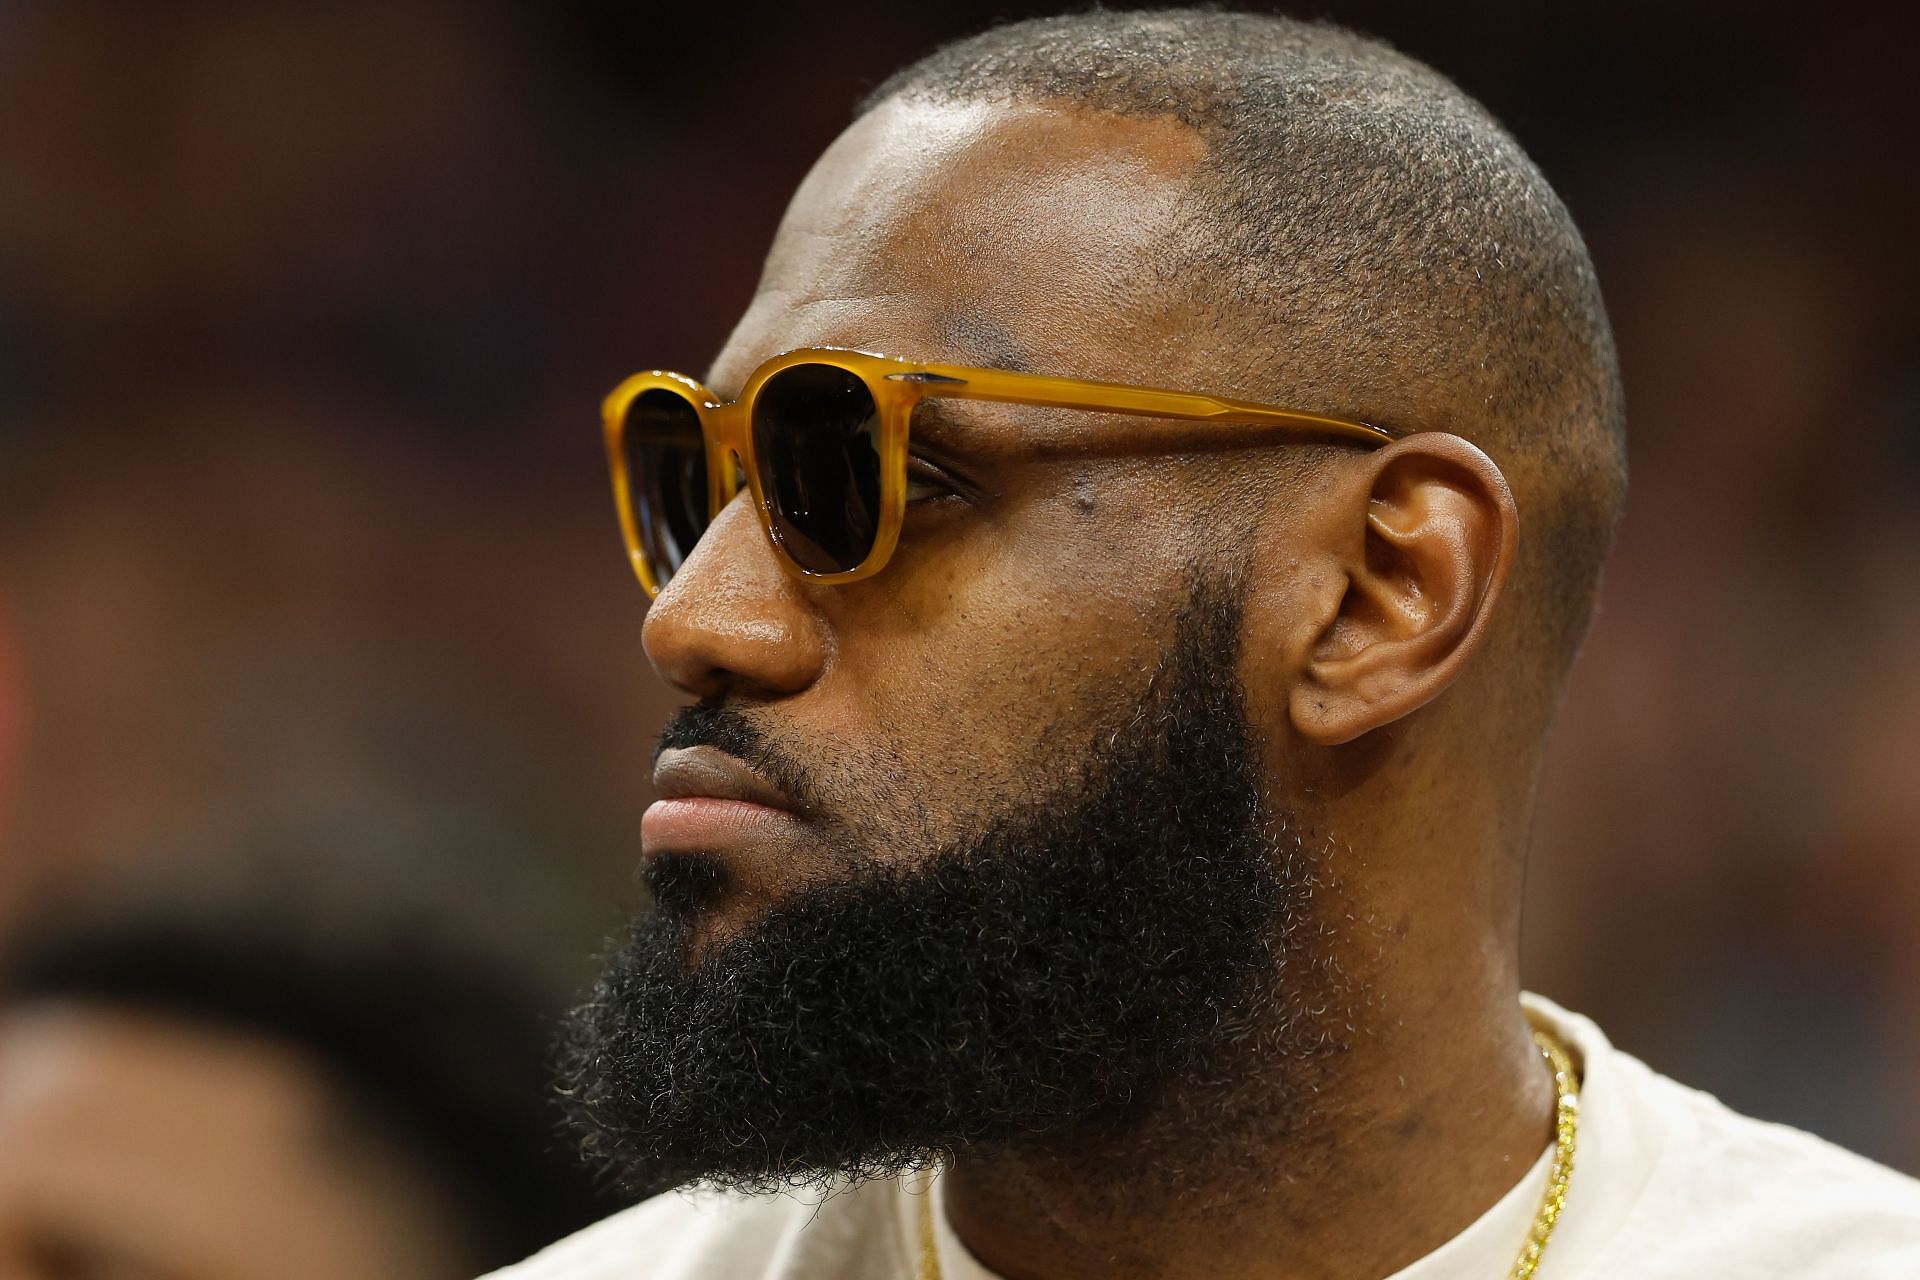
[865, 9, 1627, 714]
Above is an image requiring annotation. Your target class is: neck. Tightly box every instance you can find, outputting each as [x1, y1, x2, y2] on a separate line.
[942, 977, 1553, 1280]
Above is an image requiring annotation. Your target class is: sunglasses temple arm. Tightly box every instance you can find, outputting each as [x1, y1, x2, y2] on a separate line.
[917, 373, 1396, 446]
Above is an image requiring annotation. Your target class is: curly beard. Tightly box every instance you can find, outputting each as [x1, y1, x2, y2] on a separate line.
[560, 574, 1349, 1199]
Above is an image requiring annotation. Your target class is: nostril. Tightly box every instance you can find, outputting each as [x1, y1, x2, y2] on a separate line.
[639, 517, 828, 702]
[646, 608, 823, 701]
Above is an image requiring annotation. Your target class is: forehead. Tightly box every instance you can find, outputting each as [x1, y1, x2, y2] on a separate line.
[712, 97, 1210, 392]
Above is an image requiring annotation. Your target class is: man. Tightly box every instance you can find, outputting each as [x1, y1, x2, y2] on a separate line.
[501, 10, 1920, 1279]
[0, 846, 619, 1279]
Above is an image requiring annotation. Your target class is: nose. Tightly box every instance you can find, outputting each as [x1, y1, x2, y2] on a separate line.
[641, 490, 828, 701]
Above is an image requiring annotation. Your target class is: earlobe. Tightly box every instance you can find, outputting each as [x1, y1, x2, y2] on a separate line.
[1289, 435, 1517, 746]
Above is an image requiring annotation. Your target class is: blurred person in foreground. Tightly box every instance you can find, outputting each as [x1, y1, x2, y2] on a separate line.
[0, 847, 617, 1280]
[501, 10, 1920, 1280]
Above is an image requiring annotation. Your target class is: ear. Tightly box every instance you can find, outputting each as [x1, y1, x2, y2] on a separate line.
[1289, 434, 1518, 746]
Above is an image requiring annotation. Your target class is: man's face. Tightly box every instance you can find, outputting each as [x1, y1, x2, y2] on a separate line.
[562, 100, 1351, 1194]
[639, 99, 1329, 939]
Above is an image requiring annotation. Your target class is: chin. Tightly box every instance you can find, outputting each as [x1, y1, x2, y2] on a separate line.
[658, 882, 808, 963]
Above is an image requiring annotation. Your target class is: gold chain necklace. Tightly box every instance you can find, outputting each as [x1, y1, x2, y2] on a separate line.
[916, 1028, 1580, 1280]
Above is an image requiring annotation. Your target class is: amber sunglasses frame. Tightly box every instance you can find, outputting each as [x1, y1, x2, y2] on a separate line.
[602, 347, 1396, 598]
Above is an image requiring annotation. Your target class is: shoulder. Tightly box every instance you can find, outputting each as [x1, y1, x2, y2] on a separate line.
[480, 1177, 913, 1280]
[1524, 996, 1920, 1277]
[1608, 1057, 1920, 1276]
[479, 1188, 798, 1280]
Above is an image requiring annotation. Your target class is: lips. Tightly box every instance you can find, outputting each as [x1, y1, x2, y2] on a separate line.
[642, 746, 801, 858]
[653, 746, 794, 810]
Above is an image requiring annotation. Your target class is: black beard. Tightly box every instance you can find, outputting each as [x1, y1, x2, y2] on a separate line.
[559, 577, 1346, 1198]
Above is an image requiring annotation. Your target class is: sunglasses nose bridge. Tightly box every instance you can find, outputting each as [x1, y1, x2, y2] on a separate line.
[704, 398, 753, 465]
[690, 402, 749, 531]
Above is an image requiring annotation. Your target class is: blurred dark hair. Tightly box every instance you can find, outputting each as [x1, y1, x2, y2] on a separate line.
[0, 835, 623, 1271]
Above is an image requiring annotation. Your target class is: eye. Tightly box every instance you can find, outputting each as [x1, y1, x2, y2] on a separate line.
[904, 458, 959, 503]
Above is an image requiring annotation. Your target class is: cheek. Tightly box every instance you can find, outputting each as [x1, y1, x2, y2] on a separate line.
[817, 468, 1200, 838]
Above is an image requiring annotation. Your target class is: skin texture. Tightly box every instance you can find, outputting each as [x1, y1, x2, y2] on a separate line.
[0, 1005, 472, 1280]
[640, 97, 1553, 1280]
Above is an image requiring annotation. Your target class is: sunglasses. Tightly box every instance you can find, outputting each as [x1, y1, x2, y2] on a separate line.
[602, 347, 1395, 598]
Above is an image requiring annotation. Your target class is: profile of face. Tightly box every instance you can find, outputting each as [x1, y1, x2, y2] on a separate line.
[0, 1004, 469, 1280]
[564, 93, 1529, 1197]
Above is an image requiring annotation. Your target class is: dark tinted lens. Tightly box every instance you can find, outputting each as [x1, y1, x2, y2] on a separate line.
[751, 364, 882, 575]
[622, 389, 709, 587]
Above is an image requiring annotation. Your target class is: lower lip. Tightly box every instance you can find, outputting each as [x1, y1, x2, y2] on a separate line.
[641, 797, 800, 856]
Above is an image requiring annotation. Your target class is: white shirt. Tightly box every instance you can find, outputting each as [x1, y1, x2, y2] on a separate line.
[489, 996, 1920, 1279]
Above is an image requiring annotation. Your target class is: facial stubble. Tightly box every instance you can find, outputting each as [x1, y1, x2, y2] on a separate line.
[560, 576, 1350, 1200]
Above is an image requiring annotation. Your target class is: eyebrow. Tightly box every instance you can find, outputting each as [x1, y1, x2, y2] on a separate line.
[932, 310, 1030, 375]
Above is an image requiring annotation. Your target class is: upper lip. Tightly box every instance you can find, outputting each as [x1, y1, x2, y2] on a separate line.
[653, 746, 795, 811]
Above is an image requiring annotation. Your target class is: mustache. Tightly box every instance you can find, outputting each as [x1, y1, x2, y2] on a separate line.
[654, 701, 820, 814]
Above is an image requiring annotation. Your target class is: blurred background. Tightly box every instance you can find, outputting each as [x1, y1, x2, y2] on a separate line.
[0, 0, 1913, 1218]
